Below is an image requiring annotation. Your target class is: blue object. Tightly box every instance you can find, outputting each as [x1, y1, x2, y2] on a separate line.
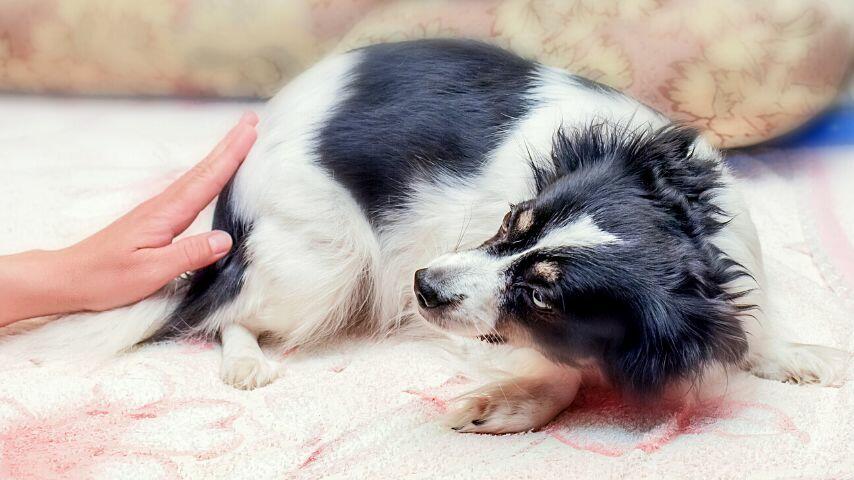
[765, 103, 854, 148]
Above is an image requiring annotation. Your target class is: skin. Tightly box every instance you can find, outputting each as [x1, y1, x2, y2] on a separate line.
[0, 112, 259, 327]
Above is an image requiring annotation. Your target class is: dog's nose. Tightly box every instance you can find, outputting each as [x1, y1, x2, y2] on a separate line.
[414, 268, 450, 309]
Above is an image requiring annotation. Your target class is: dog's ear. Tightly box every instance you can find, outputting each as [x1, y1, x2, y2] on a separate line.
[524, 250, 751, 396]
[606, 126, 750, 394]
[628, 125, 731, 238]
[601, 286, 749, 396]
[537, 124, 718, 202]
[633, 125, 700, 183]
[631, 124, 700, 173]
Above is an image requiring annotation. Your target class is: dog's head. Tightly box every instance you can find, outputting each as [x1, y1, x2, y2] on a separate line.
[414, 124, 751, 394]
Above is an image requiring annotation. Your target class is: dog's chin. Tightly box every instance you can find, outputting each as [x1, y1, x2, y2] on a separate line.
[416, 307, 485, 338]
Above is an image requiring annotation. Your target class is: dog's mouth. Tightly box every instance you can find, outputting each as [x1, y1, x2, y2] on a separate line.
[415, 304, 506, 344]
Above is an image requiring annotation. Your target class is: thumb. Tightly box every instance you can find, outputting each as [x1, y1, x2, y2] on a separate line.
[155, 230, 233, 278]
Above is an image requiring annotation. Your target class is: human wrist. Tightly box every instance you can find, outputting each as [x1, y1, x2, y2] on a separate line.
[48, 245, 92, 314]
[0, 248, 86, 326]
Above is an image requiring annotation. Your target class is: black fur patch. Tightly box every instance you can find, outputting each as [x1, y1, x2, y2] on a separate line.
[316, 39, 537, 222]
[146, 178, 251, 342]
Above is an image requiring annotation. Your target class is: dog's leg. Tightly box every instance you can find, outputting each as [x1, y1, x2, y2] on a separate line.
[746, 333, 847, 386]
[735, 250, 848, 386]
[714, 178, 848, 386]
[220, 323, 279, 390]
[446, 349, 581, 434]
[737, 271, 848, 386]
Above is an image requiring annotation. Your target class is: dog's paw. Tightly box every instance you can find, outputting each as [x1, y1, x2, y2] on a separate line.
[220, 355, 280, 390]
[748, 341, 848, 387]
[445, 380, 571, 434]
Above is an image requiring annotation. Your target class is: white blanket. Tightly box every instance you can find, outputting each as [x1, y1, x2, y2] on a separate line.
[0, 97, 852, 479]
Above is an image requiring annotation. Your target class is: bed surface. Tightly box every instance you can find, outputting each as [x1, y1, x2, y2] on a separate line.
[0, 96, 852, 479]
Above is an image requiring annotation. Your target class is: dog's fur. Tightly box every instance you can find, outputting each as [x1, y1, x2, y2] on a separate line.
[2, 40, 845, 434]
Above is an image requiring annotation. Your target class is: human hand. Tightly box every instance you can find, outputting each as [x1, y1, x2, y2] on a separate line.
[0, 112, 258, 325]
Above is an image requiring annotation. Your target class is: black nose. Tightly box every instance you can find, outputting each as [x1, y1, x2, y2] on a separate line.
[414, 268, 449, 309]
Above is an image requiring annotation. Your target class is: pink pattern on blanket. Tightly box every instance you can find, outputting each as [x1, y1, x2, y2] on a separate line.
[291, 374, 473, 476]
[404, 374, 473, 414]
[806, 160, 854, 298]
[543, 387, 808, 457]
[0, 382, 244, 479]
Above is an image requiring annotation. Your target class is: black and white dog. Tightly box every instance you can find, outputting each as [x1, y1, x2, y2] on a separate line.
[6, 40, 844, 433]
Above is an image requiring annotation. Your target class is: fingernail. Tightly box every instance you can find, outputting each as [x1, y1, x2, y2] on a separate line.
[208, 231, 232, 254]
[240, 111, 259, 126]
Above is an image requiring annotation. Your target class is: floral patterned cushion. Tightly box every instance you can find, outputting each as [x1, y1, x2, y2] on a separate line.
[0, 0, 850, 147]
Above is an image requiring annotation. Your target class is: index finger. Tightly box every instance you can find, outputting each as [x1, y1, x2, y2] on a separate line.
[155, 112, 259, 234]
[201, 111, 260, 165]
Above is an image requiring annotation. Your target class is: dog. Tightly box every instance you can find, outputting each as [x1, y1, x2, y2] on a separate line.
[3, 39, 844, 434]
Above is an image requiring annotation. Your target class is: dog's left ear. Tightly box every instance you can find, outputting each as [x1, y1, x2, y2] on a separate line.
[630, 125, 727, 237]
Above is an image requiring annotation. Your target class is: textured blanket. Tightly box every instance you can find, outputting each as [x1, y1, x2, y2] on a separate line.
[0, 97, 852, 479]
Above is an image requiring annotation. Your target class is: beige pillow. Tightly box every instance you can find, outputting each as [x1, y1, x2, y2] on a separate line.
[0, 0, 850, 147]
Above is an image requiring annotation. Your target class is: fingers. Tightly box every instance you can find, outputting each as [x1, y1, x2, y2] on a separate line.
[207, 111, 259, 160]
[152, 112, 259, 235]
[150, 230, 233, 280]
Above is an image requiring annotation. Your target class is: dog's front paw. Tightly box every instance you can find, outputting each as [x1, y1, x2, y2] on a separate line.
[748, 341, 848, 387]
[220, 355, 280, 390]
[445, 380, 573, 434]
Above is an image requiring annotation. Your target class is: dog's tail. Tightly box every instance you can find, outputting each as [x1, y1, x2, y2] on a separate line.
[0, 179, 252, 364]
[0, 287, 184, 364]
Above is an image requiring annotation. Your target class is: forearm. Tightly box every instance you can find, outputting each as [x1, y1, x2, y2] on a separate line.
[0, 249, 82, 327]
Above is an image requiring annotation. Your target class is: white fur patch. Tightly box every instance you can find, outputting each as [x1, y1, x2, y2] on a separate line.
[198, 51, 381, 348]
[537, 214, 621, 249]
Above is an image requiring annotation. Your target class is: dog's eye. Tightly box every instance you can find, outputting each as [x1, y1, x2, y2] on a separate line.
[531, 289, 551, 310]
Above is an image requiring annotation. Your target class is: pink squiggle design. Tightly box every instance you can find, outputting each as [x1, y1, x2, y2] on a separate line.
[403, 389, 449, 413]
[543, 387, 809, 457]
[403, 374, 472, 414]
[0, 367, 245, 479]
[805, 159, 854, 302]
[284, 374, 472, 478]
[298, 430, 334, 470]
